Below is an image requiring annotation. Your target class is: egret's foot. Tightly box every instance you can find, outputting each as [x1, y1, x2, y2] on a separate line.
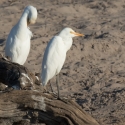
[43, 89, 48, 93]
[49, 91, 57, 98]
[57, 93, 61, 100]
[57, 97, 61, 100]
[6, 56, 11, 61]
[43, 86, 47, 93]
[48, 91, 56, 95]
[52, 92, 61, 100]
[56, 96, 69, 103]
[43, 87, 52, 94]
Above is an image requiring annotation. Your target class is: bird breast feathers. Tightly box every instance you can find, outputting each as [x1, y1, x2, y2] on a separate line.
[42, 36, 66, 69]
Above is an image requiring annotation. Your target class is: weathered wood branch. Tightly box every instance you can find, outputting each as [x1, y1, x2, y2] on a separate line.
[0, 90, 99, 125]
[0, 56, 99, 125]
[0, 54, 39, 91]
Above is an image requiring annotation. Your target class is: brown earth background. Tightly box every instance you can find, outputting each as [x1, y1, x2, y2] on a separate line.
[0, 0, 125, 125]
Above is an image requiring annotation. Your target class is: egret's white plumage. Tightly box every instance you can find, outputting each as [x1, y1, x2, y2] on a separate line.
[41, 27, 84, 98]
[5, 5, 37, 65]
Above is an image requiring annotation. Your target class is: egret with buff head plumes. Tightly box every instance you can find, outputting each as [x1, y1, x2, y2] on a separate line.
[41, 27, 84, 99]
[5, 5, 37, 65]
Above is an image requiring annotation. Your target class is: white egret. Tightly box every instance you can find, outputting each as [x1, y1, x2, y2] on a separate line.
[5, 5, 37, 65]
[41, 27, 84, 99]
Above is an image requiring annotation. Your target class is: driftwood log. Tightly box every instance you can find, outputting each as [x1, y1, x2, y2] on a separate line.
[0, 56, 99, 125]
[0, 55, 39, 91]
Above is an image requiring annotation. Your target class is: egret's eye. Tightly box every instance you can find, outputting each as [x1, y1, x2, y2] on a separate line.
[70, 31, 74, 34]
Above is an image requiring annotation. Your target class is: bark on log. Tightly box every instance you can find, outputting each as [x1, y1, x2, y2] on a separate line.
[0, 55, 99, 125]
[0, 54, 39, 91]
[0, 90, 99, 125]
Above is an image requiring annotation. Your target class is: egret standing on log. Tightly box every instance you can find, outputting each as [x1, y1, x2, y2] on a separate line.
[41, 27, 84, 99]
[5, 6, 37, 65]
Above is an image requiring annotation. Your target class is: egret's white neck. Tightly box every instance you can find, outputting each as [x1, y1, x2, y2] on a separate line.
[18, 12, 28, 27]
[58, 34, 73, 52]
[15, 12, 30, 41]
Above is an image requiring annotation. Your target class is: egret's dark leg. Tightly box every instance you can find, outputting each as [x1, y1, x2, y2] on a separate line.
[56, 74, 60, 99]
[43, 81, 53, 93]
[50, 81, 54, 93]
[43, 86, 47, 93]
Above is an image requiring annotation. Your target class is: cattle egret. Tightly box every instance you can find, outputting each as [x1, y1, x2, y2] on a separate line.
[41, 27, 84, 99]
[5, 5, 37, 65]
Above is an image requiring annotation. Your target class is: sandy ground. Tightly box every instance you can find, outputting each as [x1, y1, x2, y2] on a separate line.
[1, 0, 125, 124]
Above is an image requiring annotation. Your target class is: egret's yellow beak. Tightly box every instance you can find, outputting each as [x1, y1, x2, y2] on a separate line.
[70, 31, 84, 36]
[27, 19, 36, 26]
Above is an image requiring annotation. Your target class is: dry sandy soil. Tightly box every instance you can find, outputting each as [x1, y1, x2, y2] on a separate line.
[0, 0, 125, 125]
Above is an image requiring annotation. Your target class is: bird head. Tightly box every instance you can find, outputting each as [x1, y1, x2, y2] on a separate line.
[23, 6, 37, 26]
[59, 27, 84, 38]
